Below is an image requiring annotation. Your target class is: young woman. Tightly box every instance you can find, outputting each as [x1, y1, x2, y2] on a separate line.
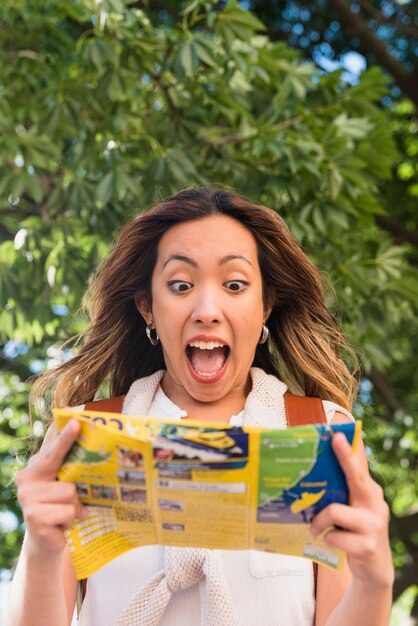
[6, 187, 394, 626]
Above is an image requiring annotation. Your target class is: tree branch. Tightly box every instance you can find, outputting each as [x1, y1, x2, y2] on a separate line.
[390, 514, 418, 603]
[369, 367, 399, 414]
[327, 0, 418, 108]
[358, 0, 418, 40]
[0, 222, 13, 240]
[392, 562, 418, 603]
[375, 214, 418, 249]
[198, 116, 303, 149]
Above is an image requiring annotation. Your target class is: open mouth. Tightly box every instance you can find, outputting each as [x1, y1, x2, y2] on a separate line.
[185, 340, 230, 380]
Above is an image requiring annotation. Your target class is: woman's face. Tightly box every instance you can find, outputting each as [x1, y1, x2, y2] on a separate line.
[138, 215, 269, 407]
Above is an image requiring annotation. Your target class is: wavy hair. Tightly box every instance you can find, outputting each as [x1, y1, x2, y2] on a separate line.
[31, 186, 358, 415]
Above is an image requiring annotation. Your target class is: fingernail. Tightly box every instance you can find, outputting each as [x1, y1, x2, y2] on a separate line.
[77, 506, 88, 520]
[64, 419, 78, 432]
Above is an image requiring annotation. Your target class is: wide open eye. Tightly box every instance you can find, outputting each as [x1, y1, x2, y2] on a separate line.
[224, 280, 248, 293]
[167, 280, 193, 293]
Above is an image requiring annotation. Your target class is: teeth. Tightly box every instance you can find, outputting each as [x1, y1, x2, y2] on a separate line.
[188, 340, 225, 350]
[195, 370, 221, 378]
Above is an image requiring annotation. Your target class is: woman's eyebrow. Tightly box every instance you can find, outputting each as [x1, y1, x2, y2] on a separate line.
[163, 254, 253, 268]
[163, 254, 197, 268]
[220, 254, 253, 267]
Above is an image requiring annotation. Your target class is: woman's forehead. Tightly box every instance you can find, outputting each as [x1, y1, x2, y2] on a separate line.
[156, 215, 258, 263]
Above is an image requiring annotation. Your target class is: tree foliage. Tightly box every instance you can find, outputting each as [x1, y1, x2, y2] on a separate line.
[248, 0, 418, 107]
[0, 0, 417, 612]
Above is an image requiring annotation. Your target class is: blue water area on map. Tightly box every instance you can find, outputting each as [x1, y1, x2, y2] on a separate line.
[257, 423, 356, 524]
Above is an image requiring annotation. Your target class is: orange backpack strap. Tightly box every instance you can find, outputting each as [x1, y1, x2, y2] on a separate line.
[84, 395, 125, 413]
[284, 393, 326, 426]
[76, 395, 125, 615]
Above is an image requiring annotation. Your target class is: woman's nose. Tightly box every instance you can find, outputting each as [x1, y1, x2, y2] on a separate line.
[190, 288, 224, 325]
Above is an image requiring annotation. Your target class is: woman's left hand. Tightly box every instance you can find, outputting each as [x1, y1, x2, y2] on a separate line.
[310, 431, 394, 589]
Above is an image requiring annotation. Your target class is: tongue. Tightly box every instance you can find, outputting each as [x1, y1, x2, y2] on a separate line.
[189, 347, 226, 374]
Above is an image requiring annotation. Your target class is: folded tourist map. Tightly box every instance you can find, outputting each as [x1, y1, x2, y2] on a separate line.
[53, 408, 361, 579]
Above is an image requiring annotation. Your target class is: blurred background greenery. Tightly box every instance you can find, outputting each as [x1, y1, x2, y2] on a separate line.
[0, 1, 417, 623]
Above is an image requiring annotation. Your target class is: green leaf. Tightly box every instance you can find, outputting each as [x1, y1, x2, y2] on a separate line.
[221, 1, 266, 32]
[180, 0, 201, 16]
[333, 113, 373, 140]
[95, 172, 114, 205]
[168, 149, 200, 184]
[328, 165, 343, 200]
[193, 35, 217, 68]
[289, 77, 307, 100]
[173, 40, 199, 77]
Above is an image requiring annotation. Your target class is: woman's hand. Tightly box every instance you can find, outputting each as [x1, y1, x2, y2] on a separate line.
[310, 431, 394, 589]
[15, 418, 86, 558]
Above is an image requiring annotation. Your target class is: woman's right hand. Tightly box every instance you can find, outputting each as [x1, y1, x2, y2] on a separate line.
[15, 418, 86, 558]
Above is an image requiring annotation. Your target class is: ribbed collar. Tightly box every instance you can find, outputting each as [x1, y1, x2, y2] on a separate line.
[123, 367, 289, 430]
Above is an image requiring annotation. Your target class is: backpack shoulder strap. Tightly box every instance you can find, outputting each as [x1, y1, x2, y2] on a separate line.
[84, 395, 125, 413]
[284, 393, 326, 426]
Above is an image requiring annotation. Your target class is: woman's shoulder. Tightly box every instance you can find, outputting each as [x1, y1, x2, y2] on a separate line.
[322, 401, 354, 425]
[72, 371, 166, 416]
[250, 367, 354, 425]
[122, 370, 165, 415]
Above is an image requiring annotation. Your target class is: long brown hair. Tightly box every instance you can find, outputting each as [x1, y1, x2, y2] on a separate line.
[31, 186, 358, 415]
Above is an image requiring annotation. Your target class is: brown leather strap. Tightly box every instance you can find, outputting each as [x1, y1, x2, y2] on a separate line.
[284, 393, 326, 426]
[84, 395, 125, 413]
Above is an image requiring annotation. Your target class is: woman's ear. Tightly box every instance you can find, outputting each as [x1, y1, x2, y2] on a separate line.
[134, 294, 152, 324]
[264, 303, 273, 323]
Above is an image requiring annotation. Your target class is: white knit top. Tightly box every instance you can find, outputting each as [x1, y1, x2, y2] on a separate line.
[78, 368, 353, 626]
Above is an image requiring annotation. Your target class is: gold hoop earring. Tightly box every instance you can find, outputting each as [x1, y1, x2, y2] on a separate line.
[258, 324, 269, 344]
[146, 321, 159, 346]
